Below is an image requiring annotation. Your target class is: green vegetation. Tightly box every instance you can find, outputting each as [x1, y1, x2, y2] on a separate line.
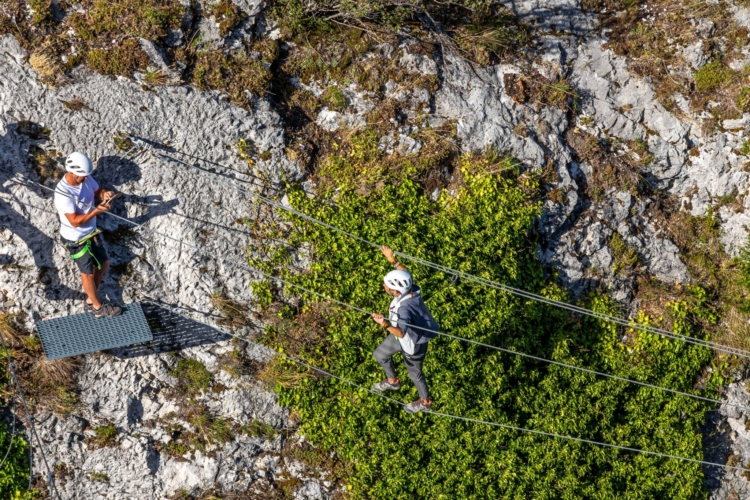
[186, 409, 234, 447]
[694, 60, 734, 93]
[270, 0, 527, 66]
[0, 410, 30, 497]
[89, 472, 109, 482]
[321, 86, 348, 111]
[610, 232, 639, 276]
[247, 125, 722, 497]
[737, 87, 750, 112]
[191, 49, 275, 107]
[205, 0, 246, 37]
[170, 359, 212, 398]
[241, 420, 277, 440]
[91, 423, 118, 447]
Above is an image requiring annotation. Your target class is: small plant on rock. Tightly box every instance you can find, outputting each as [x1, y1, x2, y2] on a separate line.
[321, 86, 348, 112]
[90, 423, 118, 448]
[170, 359, 212, 398]
[89, 472, 109, 482]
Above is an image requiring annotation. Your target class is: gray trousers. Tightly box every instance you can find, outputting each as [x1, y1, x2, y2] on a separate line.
[373, 335, 429, 400]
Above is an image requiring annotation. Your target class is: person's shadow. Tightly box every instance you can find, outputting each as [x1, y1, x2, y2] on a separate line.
[0, 122, 83, 301]
[92, 155, 180, 305]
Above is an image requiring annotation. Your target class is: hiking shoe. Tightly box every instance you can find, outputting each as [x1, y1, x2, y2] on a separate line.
[404, 399, 432, 414]
[372, 379, 401, 392]
[84, 301, 94, 312]
[91, 303, 122, 318]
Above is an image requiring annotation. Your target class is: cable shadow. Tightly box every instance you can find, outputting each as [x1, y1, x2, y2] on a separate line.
[126, 134, 277, 191]
[110, 301, 232, 358]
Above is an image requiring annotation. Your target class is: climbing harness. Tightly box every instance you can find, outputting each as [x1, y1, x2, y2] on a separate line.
[65, 229, 102, 270]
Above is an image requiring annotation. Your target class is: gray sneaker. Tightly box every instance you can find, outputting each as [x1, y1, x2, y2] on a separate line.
[372, 379, 401, 392]
[404, 399, 432, 414]
[92, 303, 123, 318]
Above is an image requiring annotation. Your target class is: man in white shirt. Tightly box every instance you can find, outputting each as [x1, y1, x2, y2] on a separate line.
[371, 246, 439, 413]
[54, 152, 122, 318]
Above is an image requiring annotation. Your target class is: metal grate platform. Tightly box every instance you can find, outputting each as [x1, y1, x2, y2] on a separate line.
[36, 302, 153, 360]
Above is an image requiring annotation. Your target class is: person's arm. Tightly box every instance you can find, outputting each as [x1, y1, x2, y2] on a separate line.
[381, 245, 407, 271]
[64, 201, 110, 227]
[371, 313, 405, 338]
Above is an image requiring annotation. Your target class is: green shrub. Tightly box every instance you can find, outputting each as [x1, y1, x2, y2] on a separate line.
[0, 382, 31, 497]
[251, 150, 716, 497]
[695, 60, 734, 93]
[91, 423, 118, 447]
[86, 39, 150, 77]
[241, 420, 277, 439]
[191, 49, 274, 108]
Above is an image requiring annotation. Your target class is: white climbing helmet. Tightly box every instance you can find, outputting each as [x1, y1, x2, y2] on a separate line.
[65, 152, 93, 176]
[384, 269, 412, 294]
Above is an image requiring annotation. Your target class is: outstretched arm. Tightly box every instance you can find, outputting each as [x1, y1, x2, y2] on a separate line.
[371, 313, 405, 338]
[381, 245, 407, 271]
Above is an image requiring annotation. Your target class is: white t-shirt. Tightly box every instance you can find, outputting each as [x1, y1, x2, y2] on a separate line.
[54, 176, 99, 241]
[388, 292, 418, 355]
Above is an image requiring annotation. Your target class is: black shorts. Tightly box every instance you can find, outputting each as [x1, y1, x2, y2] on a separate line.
[63, 234, 108, 275]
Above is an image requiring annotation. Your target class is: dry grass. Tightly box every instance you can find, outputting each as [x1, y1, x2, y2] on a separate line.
[60, 97, 91, 111]
[0, 313, 81, 415]
[565, 128, 644, 201]
[30, 146, 63, 184]
[260, 302, 334, 358]
[503, 71, 578, 110]
[29, 52, 58, 78]
[258, 356, 315, 389]
[144, 68, 171, 87]
[210, 290, 251, 332]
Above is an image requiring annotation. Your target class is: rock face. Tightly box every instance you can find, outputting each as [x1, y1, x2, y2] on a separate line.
[0, 35, 338, 499]
[3, 0, 750, 496]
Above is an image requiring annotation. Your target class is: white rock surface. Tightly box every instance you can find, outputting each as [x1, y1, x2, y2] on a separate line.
[0, 34, 336, 499]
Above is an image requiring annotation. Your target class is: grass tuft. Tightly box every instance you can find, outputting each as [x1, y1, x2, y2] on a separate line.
[210, 290, 250, 332]
[694, 60, 734, 93]
[29, 52, 58, 79]
[170, 358, 212, 398]
[90, 423, 118, 448]
[321, 86, 348, 112]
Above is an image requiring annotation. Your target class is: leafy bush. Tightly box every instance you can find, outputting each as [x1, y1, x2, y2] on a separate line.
[252, 152, 717, 497]
[694, 60, 734, 93]
[0, 371, 30, 498]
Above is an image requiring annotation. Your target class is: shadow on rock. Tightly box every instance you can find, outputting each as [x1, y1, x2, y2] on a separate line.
[110, 301, 231, 359]
[93, 155, 179, 304]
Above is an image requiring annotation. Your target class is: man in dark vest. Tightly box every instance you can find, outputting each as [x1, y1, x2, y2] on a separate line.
[371, 246, 439, 413]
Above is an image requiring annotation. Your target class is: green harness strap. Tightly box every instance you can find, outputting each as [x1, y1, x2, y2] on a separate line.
[69, 239, 101, 270]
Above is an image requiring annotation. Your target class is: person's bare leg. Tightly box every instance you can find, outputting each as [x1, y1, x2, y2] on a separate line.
[81, 273, 102, 309]
[93, 260, 108, 291]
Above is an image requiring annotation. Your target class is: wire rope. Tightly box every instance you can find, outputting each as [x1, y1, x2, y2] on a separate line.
[137, 294, 750, 473]
[0, 169, 744, 412]
[140, 145, 750, 359]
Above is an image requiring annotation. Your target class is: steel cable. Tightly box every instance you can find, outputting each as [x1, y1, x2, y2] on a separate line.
[137, 294, 750, 473]
[140, 146, 750, 359]
[0, 169, 745, 413]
